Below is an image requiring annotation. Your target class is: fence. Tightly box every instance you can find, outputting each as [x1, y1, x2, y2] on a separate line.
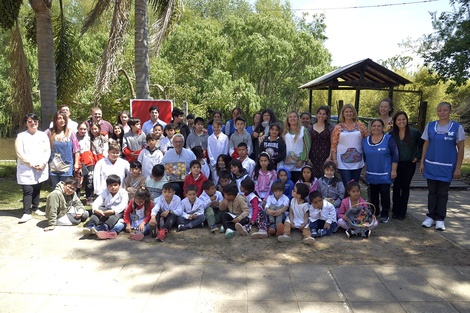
[0, 138, 17, 161]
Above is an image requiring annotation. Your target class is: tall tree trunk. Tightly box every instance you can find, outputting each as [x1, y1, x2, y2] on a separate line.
[135, 0, 149, 99]
[29, 0, 57, 129]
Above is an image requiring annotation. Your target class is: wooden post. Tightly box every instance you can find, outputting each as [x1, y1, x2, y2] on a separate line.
[338, 100, 344, 118]
[328, 87, 333, 110]
[309, 89, 313, 114]
[355, 88, 361, 114]
[418, 101, 427, 132]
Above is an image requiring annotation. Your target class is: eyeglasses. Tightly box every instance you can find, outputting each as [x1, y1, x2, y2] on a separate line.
[173, 141, 184, 144]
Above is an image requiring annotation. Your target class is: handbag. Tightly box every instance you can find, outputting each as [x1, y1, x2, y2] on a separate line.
[49, 153, 71, 173]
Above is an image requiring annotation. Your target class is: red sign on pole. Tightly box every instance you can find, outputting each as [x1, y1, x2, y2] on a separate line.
[130, 99, 173, 125]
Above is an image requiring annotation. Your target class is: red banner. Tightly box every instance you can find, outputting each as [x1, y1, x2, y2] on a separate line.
[130, 99, 173, 125]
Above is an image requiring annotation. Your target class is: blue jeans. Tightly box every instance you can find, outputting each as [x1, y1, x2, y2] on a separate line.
[309, 219, 338, 236]
[338, 168, 362, 188]
[50, 174, 71, 190]
[177, 215, 205, 228]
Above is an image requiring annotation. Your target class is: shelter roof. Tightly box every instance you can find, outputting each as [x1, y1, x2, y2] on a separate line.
[299, 58, 411, 90]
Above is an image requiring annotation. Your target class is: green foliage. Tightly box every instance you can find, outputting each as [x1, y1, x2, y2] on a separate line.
[419, 0, 470, 90]
[0, 0, 22, 30]
[0, 162, 16, 178]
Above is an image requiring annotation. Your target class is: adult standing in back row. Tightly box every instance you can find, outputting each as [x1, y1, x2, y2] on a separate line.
[331, 104, 369, 187]
[86, 107, 113, 137]
[16, 113, 51, 223]
[420, 102, 465, 231]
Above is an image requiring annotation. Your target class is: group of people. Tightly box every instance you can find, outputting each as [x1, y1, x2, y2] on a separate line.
[15, 99, 464, 242]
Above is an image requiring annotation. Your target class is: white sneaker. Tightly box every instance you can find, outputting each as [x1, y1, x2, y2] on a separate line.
[34, 209, 46, 216]
[302, 236, 315, 245]
[277, 234, 291, 242]
[225, 228, 236, 239]
[435, 220, 446, 231]
[235, 223, 248, 236]
[421, 217, 435, 228]
[18, 214, 32, 223]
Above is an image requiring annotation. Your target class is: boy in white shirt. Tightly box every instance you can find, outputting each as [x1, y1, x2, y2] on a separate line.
[177, 185, 205, 231]
[149, 182, 182, 241]
[84, 174, 129, 239]
[229, 117, 253, 158]
[277, 183, 315, 245]
[200, 180, 224, 233]
[138, 133, 163, 178]
[237, 142, 255, 177]
[265, 181, 290, 237]
[308, 190, 338, 237]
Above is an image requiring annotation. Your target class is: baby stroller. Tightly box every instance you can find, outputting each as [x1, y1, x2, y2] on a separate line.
[345, 202, 376, 238]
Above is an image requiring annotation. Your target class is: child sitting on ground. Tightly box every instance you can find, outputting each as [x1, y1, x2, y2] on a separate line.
[146, 164, 169, 200]
[337, 181, 378, 238]
[317, 161, 345, 213]
[199, 180, 223, 233]
[308, 190, 338, 238]
[239, 177, 268, 239]
[44, 177, 89, 231]
[124, 160, 146, 200]
[138, 133, 164, 178]
[277, 183, 315, 245]
[183, 160, 208, 197]
[149, 182, 182, 242]
[123, 186, 153, 241]
[177, 184, 205, 231]
[265, 181, 289, 237]
[219, 183, 250, 239]
[84, 174, 129, 239]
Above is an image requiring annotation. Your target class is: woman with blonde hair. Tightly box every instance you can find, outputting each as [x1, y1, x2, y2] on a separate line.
[330, 104, 369, 187]
[279, 111, 311, 182]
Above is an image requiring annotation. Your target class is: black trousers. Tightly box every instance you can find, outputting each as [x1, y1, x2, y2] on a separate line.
[392, 161, 416, 218]
[220, 212, 249, 231]
[22, 183, 43, 214]
[426, 179, 451, 221]
[370, 183, 391, 218]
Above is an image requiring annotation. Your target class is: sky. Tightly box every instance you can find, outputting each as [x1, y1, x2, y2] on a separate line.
[285, 0, 454, 67]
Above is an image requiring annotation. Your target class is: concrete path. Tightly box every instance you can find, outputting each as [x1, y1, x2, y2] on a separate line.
[1, 190, 469, 313]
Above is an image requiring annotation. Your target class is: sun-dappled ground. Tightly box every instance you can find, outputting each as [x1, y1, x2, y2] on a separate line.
[2, 176, 468, 267]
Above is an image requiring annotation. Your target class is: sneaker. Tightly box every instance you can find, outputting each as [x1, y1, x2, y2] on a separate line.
[18, 214, 32, 223]
[129, 232, 145, 241]
[251, 230, 268, 239]
[311, 230, 318, 237]
[435, 220, 446, 231]
[225, 228, 236, 239]
[97, 231, 117, 240]
[268, 227, 276, 236]
[345, 229, 353, 239]
[235, 223, 248, 236]
[82, 227, 92, 235]
[363, 229, 371, 238]
[275, 223, 284, 237]
[302, 236, 315, 245]
[318, 229, 328, 237]
[379, 216, 389, 223]
[421, 216, 435, 228]
[277, 234, 291, 243]
[210, 224, 219, 233]
[156, 229, 168, 242]
[177, 224, 190, 232]
[34, 209, 46, 216]
[219, 226, 225, 233]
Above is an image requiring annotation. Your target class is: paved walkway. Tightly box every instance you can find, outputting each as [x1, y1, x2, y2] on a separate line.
[1, 190, 469, 313]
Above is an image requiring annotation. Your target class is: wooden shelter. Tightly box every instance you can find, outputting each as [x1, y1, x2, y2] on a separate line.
[299, 58, 413, 114]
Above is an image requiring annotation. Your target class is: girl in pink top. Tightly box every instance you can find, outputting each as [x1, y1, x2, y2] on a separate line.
[253, 152, 277, 203]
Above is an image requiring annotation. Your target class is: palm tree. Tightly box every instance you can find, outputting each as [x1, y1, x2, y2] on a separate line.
[29, 0, 57, 128]
[83, 0, 183, 101]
